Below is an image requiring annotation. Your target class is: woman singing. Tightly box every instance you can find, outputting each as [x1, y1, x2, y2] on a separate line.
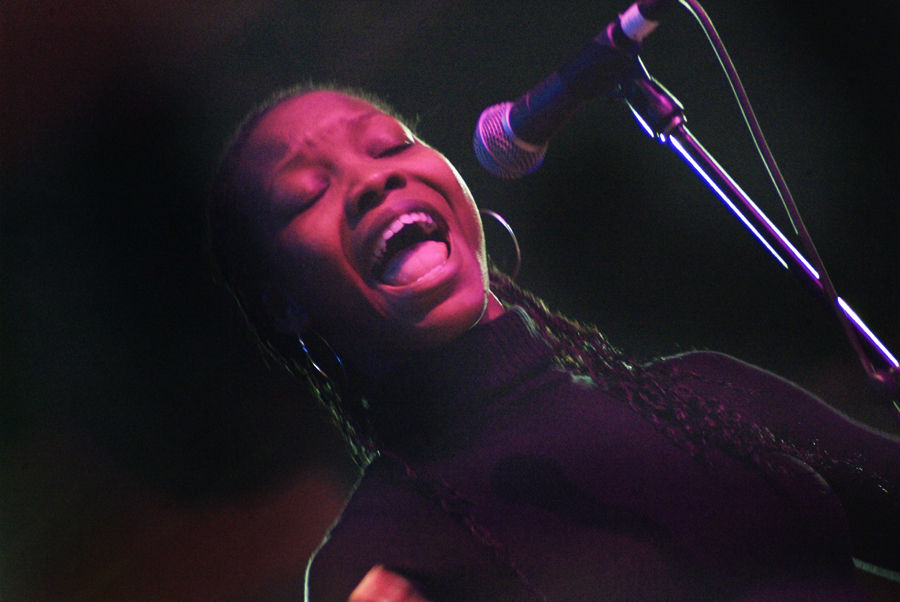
[208, 85, 899, 601]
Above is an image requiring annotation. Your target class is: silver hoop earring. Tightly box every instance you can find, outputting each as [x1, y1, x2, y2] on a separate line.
[297, 331, 346, 385]
[480, 209, 521, 280]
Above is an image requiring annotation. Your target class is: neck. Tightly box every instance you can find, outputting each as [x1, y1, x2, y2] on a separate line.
[479, 291, 507, 325]
[346, 293, 508, 381]
[360, 306, 554, 455]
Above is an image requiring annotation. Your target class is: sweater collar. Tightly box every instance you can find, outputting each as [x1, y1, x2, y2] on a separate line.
[363, 306, 555, 454]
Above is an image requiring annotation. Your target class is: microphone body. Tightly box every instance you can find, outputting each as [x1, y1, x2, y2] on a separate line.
[474, 0, 672, 179]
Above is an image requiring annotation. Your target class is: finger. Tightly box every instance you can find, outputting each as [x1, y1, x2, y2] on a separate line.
[347, 565, 429, 602]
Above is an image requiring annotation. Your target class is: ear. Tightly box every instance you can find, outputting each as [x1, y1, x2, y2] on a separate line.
[261, 284, 310, 336]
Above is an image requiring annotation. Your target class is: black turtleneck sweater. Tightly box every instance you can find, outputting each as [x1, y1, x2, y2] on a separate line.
[304, 308, 899, 601]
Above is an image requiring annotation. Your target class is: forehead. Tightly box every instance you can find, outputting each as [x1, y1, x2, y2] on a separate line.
[241, 91, 384, 170]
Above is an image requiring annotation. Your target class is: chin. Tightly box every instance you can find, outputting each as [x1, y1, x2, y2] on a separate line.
[340, 281, 488, 376]
[401, 279, 489, 351]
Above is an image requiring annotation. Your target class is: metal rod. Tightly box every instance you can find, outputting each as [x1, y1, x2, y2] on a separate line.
[666, 125, 898, 374]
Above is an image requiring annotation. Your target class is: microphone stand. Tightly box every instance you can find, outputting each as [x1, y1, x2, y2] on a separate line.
[620, 71, 900, 409]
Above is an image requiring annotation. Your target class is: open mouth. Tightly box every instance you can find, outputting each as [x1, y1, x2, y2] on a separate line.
[371, 212, 450, 286]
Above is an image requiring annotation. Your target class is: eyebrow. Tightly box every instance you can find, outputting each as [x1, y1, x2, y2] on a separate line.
[248, 109, 384, 169]
[243, 138, 292, 170]
[349, 110, 380, 128]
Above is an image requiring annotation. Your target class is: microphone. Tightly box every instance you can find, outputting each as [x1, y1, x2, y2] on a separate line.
[473, 0, 675, 179]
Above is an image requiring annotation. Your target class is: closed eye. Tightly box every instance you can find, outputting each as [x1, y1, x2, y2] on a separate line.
[272, 188, 327, 226]
[270, 168, 330, 224]
[378, 140, 415, 158]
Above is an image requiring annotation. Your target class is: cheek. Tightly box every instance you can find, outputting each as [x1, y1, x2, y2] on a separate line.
[468, 208, 487, 257]
[272, 228, 341, 303]
[280, 238, 385, 339]
[293, 252, 350, 310]
[434, 159, 486, 256]
[457, 198, 488, 270]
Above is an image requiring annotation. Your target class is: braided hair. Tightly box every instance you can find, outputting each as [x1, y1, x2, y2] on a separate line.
[489, 269, 790, 467]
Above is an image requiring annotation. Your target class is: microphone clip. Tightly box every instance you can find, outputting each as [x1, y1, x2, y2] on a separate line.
[621, 71, 686, 140]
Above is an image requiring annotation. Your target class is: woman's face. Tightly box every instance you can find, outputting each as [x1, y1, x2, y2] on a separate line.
[237, 91, 492, 371]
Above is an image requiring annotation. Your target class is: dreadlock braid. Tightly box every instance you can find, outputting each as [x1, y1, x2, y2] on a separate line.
[489, 269, 814, 472]
[489, 269, 899, 567]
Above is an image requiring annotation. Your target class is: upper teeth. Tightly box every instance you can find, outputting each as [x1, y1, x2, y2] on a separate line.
[372, 212, 436, 263]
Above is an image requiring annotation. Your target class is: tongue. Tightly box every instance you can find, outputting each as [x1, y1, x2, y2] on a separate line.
[381, 240, 449, 286]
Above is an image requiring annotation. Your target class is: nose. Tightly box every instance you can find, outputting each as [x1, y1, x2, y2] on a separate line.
[346, 167, 406, 222]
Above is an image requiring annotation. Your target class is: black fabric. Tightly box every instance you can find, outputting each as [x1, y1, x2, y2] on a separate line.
[305, 308, 899, 601]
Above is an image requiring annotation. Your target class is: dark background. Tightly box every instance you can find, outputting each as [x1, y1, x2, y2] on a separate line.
[2, 1, 898, 599]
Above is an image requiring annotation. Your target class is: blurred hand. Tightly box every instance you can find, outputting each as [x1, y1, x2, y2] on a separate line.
[348, 565, 431, 602]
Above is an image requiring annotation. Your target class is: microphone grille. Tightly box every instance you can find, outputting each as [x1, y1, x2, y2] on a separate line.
[473, 102, 547, 179]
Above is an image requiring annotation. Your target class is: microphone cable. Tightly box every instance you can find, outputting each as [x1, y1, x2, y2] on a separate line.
[676, 0, 879, 380]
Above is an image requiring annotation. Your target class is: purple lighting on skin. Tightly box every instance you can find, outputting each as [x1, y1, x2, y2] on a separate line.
[669, 137, 789, 269]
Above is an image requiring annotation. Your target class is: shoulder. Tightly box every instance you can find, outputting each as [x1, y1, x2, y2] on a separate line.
[304, 456, 487, 601]
[651, 350, 820, 404]
[649, 350, 866, 443]
[653, 350, 799, 389]
[305, 457, 414, 599]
